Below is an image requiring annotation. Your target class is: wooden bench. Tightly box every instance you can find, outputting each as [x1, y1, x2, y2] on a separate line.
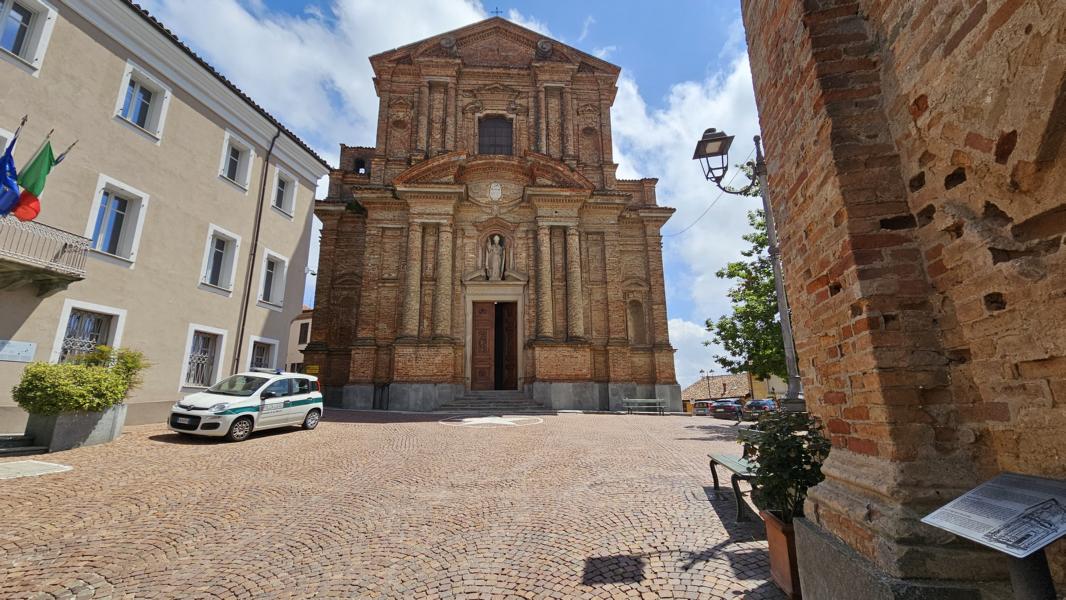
[622, 398, 666, 415]
[708, 427, 765, 522]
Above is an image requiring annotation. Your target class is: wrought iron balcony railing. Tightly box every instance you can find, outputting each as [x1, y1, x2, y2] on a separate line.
[0, 215, 90, 295]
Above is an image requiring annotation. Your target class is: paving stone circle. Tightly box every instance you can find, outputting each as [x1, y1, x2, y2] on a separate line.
[0, 412, 783, 599]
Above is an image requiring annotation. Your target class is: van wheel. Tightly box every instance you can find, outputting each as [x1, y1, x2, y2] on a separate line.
[226, 417, 254, 442]
[302, 409, 321, 430]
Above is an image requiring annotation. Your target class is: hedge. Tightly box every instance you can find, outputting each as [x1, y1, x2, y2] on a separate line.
[12, 363, 128, 416]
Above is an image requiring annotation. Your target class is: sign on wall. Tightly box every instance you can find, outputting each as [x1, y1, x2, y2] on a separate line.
[922, 472, 1066, 558]
[0, 341, 36, 363]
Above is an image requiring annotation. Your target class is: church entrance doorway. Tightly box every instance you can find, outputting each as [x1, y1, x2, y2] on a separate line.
[471, 301, 518, 391]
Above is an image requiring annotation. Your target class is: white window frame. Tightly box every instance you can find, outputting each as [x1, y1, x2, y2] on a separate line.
[218, 131, 254, 192]
[257, 248, 288, 311]
[244, 335, 279, 372]
[270, 166, 297, 218]
[0, 0, 57, 76]
[178, 323, 228, 391]
[0, 127, 12, 150]
[83, 174, 150, 268]
[198, 224, 241, 295]
[49, 299, 126, 363]
[112, 60, 172, 142]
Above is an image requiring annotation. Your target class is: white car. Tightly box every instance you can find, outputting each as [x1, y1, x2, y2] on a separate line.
[168, 371, 324, 442]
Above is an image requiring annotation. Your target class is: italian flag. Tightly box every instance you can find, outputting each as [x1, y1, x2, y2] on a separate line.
[13, 141, 55, 222]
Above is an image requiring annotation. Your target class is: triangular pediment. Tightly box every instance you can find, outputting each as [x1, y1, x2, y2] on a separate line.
[369, 18, 620, 75]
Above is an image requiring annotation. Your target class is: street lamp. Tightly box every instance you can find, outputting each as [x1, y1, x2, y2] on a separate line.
[692, 129, 803, 406]
[699, 369, 712, 400]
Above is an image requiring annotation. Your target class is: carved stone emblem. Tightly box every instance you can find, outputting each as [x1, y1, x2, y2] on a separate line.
[489, 182, 503, 202]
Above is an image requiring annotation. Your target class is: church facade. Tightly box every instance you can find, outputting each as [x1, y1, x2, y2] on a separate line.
[306, 18, 681, 412]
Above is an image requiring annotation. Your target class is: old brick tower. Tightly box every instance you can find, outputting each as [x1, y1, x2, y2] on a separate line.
[306, 18, 681, 412]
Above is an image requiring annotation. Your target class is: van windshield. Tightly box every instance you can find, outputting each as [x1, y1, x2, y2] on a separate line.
[207, 375, 269, 396]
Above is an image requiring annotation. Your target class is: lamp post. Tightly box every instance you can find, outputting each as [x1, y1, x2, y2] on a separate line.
[700, 368, 712, 401]
[692, 129, 803, 406]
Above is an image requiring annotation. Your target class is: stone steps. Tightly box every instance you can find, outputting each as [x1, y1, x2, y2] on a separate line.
[0, 435, 47, 457]
[0, 445, 49, 457]
[438, 391, 548, 413]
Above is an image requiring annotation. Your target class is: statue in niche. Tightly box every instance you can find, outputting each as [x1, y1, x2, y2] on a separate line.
[486, 235, 505, 281]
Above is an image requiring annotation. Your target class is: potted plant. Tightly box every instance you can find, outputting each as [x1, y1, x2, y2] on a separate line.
[14, 347, 148, 452]
[741, 411, 830, 599]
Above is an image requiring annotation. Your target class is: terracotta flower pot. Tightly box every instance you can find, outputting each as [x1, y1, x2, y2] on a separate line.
[762, 509, 801, 599]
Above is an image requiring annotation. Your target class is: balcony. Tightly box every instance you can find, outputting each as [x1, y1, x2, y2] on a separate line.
[0, 216, 90, 296]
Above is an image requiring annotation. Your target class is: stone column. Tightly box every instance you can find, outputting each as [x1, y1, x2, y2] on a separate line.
[432, 222, 454, 338]
[537, 86, 547, 153]
[399, 221, 424, 338]
[535, 224, 554, 339]
[416, 81, 430, 156]
[565, 225, 585, 339]
[445, 82, 456, 151]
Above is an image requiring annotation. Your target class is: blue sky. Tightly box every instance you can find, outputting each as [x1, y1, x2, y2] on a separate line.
[140, 0, 761, 387]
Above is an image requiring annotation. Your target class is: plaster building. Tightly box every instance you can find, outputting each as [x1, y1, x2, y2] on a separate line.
[742, 0, 1066, 596]
[285, 306, 313, 372]
[308, 18, 681, 412]
[0, 0, 329, 431]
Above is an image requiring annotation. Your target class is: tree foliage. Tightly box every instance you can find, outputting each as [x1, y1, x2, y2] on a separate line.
[705, 163, 787, 380]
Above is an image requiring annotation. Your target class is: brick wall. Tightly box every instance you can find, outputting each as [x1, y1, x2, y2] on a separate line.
[743, 0, 1066, 586]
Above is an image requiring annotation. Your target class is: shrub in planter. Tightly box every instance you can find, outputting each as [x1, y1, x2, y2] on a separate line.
[12, 363, 127, 415]
[13, 347, 149, 451]
[741, 411, 831, 599]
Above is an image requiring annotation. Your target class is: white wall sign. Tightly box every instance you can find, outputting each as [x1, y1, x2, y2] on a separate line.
[0, 341, 37, 363]
[922, 472, 1066, 558]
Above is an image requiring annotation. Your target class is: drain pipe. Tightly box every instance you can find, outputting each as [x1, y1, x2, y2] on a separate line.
[231, 128, 281, 374]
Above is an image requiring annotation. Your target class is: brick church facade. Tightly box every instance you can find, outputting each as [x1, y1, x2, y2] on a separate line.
[306, 18, 681, 412]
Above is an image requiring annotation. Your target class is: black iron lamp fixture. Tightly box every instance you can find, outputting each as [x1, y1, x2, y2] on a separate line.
[692, 128, 734, 184]
[692, 127, 803, 405]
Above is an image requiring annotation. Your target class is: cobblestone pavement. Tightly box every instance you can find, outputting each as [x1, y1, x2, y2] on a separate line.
[0, 412, 784, 599]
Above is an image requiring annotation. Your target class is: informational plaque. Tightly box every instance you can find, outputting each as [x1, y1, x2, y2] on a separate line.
[305, 364, 320, 375]
[0, 340, 36, 363]
[922, 473, 1066, 558]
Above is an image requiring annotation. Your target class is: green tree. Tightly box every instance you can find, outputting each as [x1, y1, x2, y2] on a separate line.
[705, 164, 787, 380]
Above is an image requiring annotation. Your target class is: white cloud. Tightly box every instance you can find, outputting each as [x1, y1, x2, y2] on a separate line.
[669, 318, 721, 388]
[578, 15, 594, 42]
[611, 54, 761, 326]
[139, 0, 487, 168]
[506, 9, 552, 36]
[593, 45, 616, 59]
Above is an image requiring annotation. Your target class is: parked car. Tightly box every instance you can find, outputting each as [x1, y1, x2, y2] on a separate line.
[710, 399, 743, 420]
[742, 398, 778, 420]
[168, 371, 323, 442]
[693, 400, 713, 416]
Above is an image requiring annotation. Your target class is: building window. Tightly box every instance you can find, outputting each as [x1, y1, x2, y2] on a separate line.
[353, 158, 367, 175]
[271, 168, 296, 215]
[1, 2, 31, 57]
[59, 309, 112, 362]
[298, 322, 309, 345]
[250, 339, 276, 370]
[114, 62, 171, 139]
[258, 250, 287, 309]
[478, 117, 513, 155]
[50, 300, 126, 364]
[219, 132, 253, 189]
[85, 175, 149, 264]
[199, 225, 240, 292]
[184, 331, 219, 387]
[0, 0, 56, 71]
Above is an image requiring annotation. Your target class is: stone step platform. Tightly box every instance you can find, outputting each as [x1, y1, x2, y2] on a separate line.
[0, 435, 48, 457]
[0, 445, 49, 457]
[0, 435, 34, 449]
[438, 391, 548, 413]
